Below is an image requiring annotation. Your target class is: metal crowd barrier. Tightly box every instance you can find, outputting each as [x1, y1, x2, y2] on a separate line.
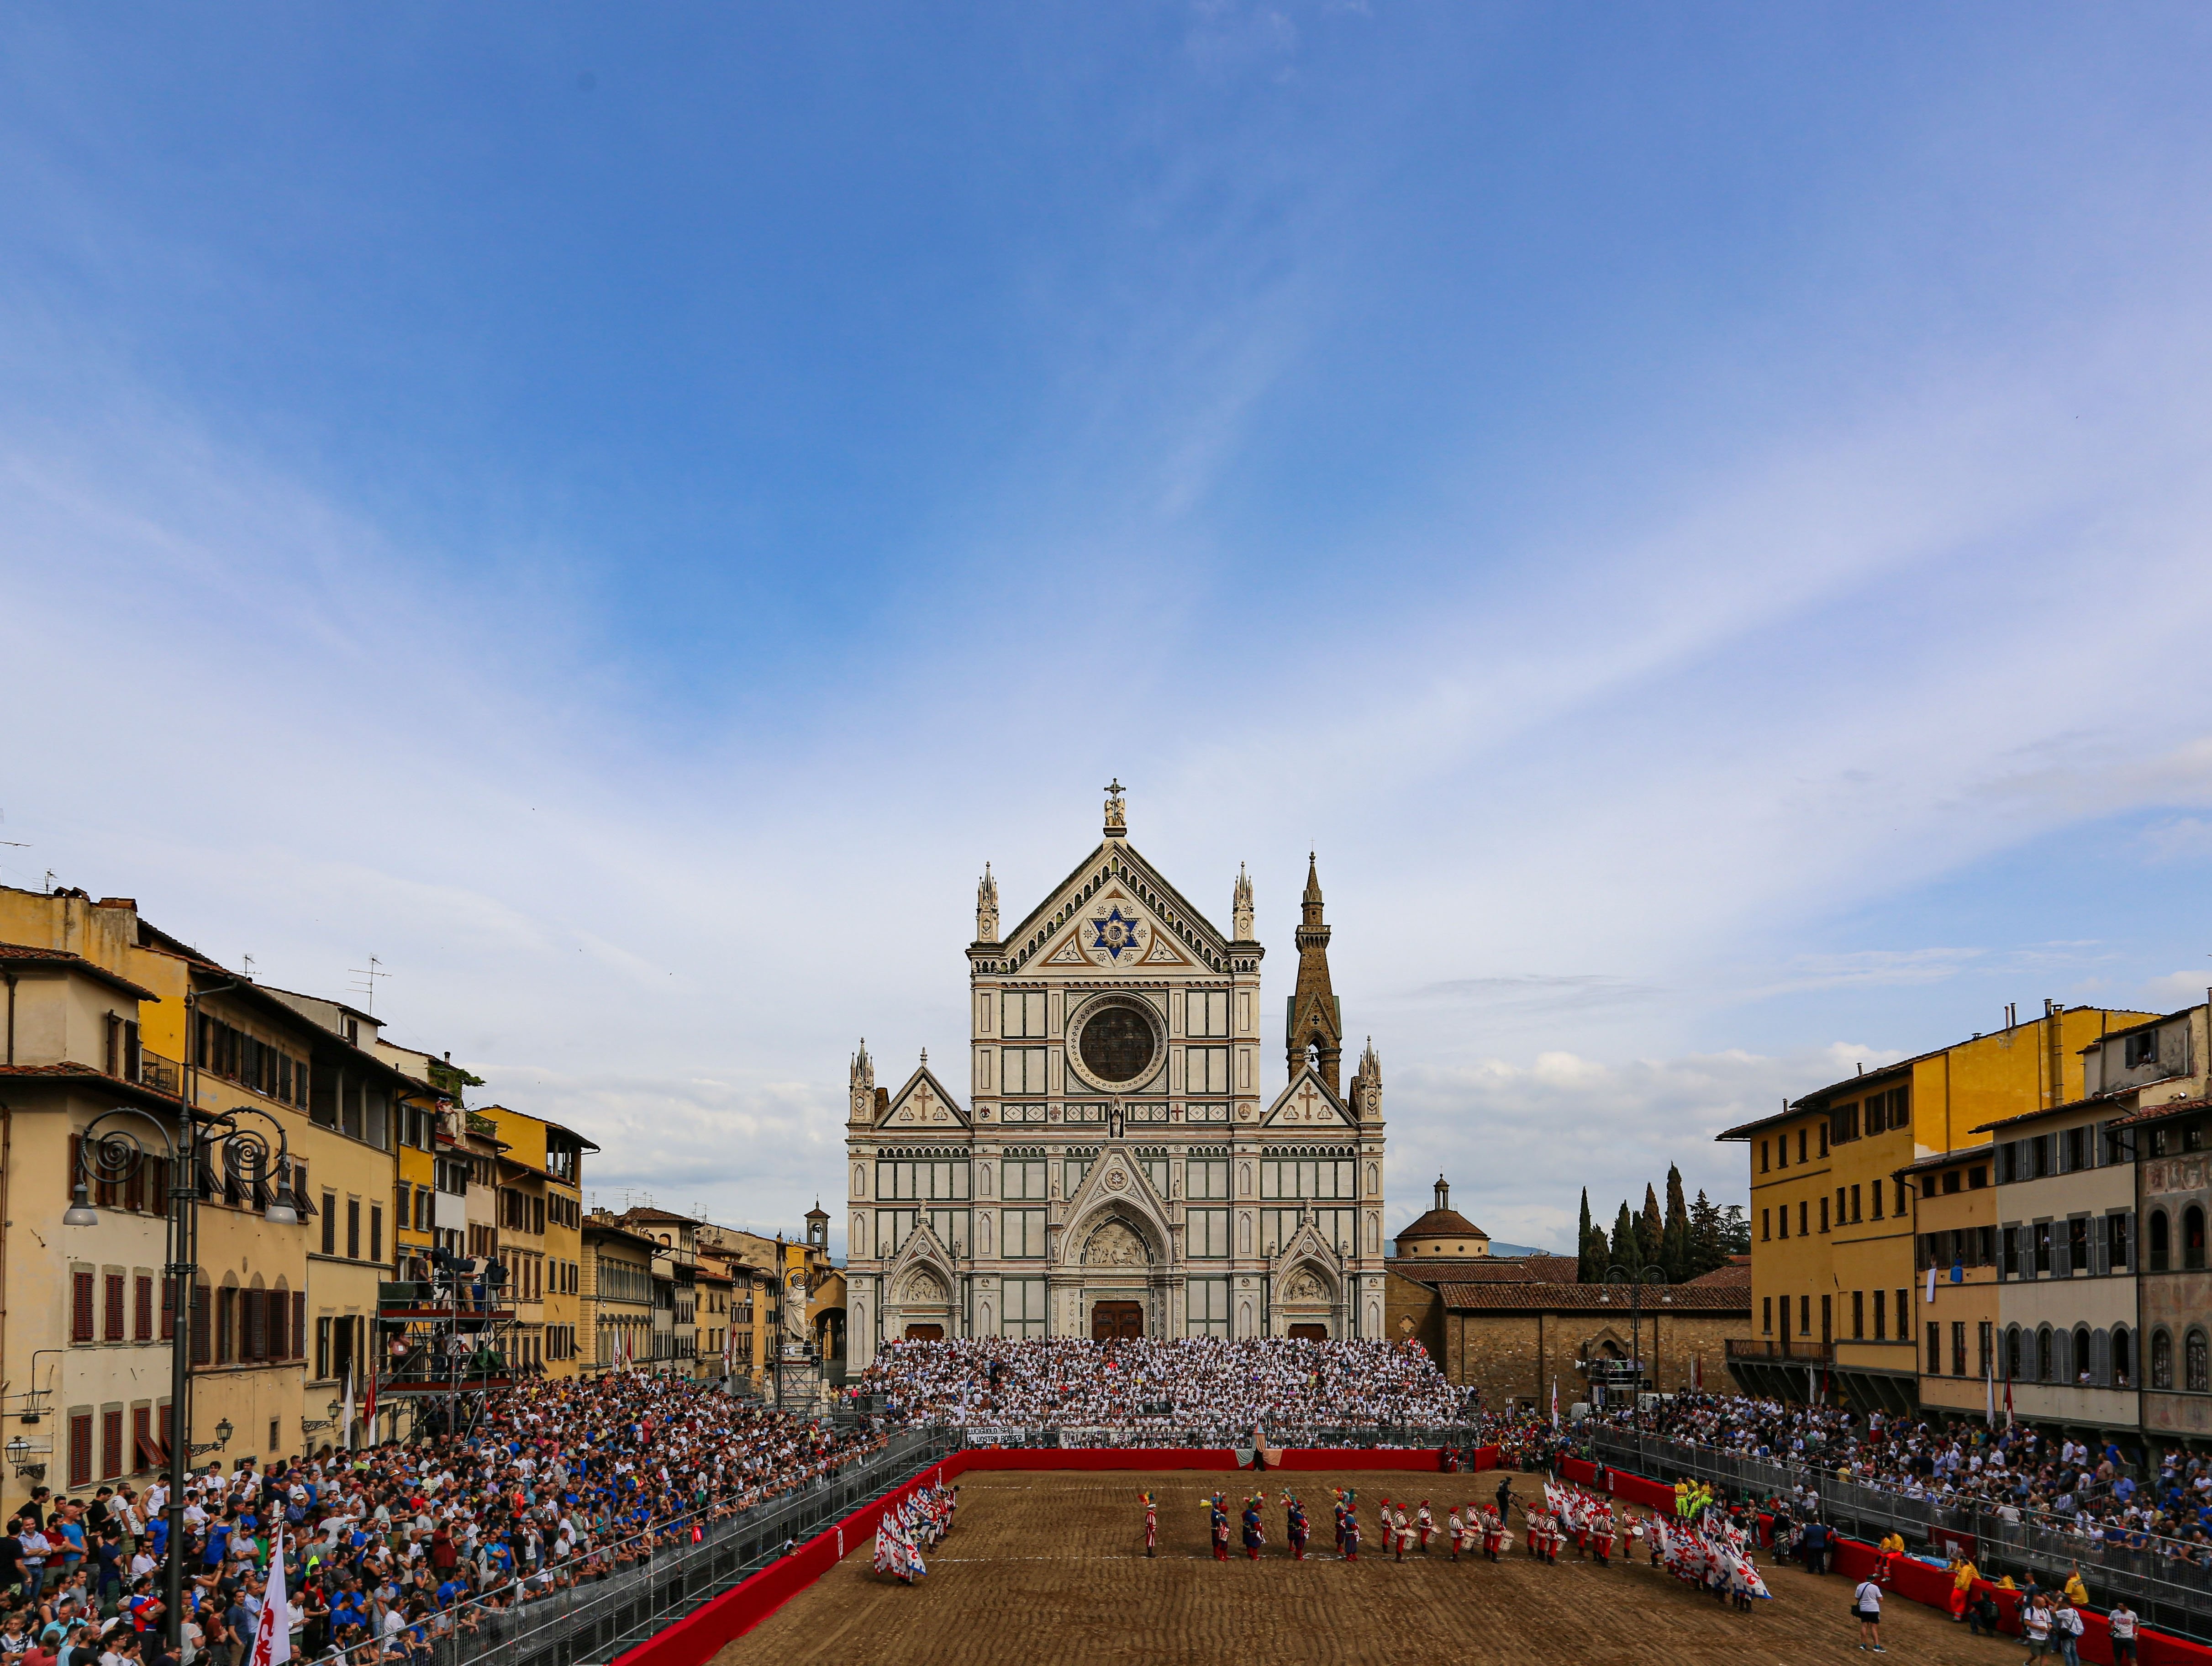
[1590, 1432, 2212, 1645]
[325, 1429, 961, 1666]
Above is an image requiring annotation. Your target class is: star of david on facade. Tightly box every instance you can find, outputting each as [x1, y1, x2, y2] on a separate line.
[1090, 905, 1142, 960]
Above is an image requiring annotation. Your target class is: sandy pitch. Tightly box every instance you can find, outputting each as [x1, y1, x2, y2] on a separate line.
[718, 1467, 2031, 1666]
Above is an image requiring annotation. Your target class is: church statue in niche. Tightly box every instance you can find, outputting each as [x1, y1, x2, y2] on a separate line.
[843, 782, 1390, 1367]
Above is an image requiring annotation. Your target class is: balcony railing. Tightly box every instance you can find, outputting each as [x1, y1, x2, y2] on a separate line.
[135, 1050, 181, 1095]
[1725, 1339, 1835, 1363]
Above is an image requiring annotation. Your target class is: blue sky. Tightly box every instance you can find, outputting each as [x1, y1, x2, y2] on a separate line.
[6, 4, 2212, 1252]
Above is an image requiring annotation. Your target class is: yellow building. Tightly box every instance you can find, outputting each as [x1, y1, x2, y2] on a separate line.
[1721, 1001, 2154, 1411]
[582, 1215, 658, 1370]
[1901, 1146, 2001, 1420]
[475, 1105, 595, 1376]
[0, 885, 416, 1500]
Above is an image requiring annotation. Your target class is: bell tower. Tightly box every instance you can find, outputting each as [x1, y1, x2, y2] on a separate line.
[1285, 853, 1343, 1092]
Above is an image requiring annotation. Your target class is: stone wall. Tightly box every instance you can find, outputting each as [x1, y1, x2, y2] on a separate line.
[1443, 1309, 1749, 1412]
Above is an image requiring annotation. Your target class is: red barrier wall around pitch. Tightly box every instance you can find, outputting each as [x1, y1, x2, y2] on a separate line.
[614, 1445, 1494, 1666]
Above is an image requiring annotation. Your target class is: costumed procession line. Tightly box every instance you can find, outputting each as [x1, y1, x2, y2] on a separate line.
[1111, 1474, 1774, 1611]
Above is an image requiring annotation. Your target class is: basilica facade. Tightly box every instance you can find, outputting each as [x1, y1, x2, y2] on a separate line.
[843, 784, 1388, 1370]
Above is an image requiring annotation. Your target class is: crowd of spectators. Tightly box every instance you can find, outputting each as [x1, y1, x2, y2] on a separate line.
[0, 1374, 882, 1666]
[1589, 1392, 2212, 1567]
[860, 1337, 1469, 1435]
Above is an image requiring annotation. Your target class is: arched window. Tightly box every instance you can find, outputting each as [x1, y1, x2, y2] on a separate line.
[2037, 1324, 2056, 1383]
[2149, 1209, 2171, 1272]
[2113, 1325, 2133, 1388]
[2152, 1328, 2174, 1390]
[2005, 1325, 2022, 1383]
[2190, 1329, 2211, 1394]
[2085, 1326, 2105, 1386]
[2187, 1206, 2207, 1272]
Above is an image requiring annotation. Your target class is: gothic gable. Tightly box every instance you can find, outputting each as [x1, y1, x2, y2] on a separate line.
[1263, 1067, 1351, 1128]
[1271, 1217, 1346, 1285]
[994, 843, 1232, 976]
[885, 1221, 958, 1307]
[880, 1065, 969, 1130]
[1061, 1148, 1174, 1260]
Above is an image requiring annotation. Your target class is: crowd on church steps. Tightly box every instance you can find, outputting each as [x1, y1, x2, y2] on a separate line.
[0, 1376, 881, 1666]
[1593, 1392, 2212, 1566]
[860, 1337, 1468, 1433]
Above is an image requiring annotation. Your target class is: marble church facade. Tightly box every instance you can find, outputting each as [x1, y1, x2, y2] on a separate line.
[843, 785, 1388, 1370]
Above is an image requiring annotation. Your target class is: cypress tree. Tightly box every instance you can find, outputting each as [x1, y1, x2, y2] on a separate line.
[1638, 1181, 1665, 1269]
[1577, 1188, 1596, 1282]
[1611, 1200, 1640, 1273]
[1663, 1164, 1691, 1280]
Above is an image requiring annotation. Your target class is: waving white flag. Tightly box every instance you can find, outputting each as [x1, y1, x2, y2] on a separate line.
[249, 1530, 290, 1666]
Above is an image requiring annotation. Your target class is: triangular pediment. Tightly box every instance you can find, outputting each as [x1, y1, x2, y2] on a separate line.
[995, 842, 1232, 975]
[1272, 1219, 1345, 1284]
[880, 1066, 969, 1129]
[1264, 1067, 1350, 1128]
[1061, 1148, 1173, 1258]
[886, 1222, 958, 1306]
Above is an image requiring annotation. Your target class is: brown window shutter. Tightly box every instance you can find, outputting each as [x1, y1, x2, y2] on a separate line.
[160, 1276, 175, 1342]
[104, 1273, 125, 1341]
[68, 1413, 93, 1489]
[135, 1275, 153, 1342]
[72, 1271, 95, 1343]
[292, 1291, 307, 1358]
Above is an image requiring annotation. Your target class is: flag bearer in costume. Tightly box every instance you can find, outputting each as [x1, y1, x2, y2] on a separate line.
[1342, 1496, 1361, 1561]
[1141, 1492, 1157, 1559]
[1241, 1496, 1265, 1560]
[1209, 1495, 1231, 1562]
[1286, 1496, 1309, 1562]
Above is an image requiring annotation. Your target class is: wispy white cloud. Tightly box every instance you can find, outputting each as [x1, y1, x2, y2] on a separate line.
[5, 8, 2212, 1250]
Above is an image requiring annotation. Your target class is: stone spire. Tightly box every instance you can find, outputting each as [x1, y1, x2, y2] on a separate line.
[1232, 862, 1255, 942]
[848, 1039, 875, 1124]
[975, 862, 999, 944]
[1350, 1035, 1383, 1122]
[1286, 852, 1342, 1092]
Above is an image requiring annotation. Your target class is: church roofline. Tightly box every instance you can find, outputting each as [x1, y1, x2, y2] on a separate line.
[990, 838, 1237, 972]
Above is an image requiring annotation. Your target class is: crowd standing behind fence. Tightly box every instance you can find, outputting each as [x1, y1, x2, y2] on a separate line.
[1575, 1392, 2212, 1648]
[0, 1374, 895, 1666]
[860, 1337, 1468, 1434]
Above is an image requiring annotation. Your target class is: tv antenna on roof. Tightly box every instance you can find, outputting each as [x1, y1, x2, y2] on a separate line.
[349, 954, 390, 1014]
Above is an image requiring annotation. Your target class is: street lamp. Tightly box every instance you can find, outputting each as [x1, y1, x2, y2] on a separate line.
[64, 1101, 295, 1653]
[5, 1435, 44, 1482]
[1598, 1265, 1673, 1464]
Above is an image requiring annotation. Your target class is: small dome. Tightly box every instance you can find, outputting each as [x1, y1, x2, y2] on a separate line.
[1394, 1174, 1488, 1251]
